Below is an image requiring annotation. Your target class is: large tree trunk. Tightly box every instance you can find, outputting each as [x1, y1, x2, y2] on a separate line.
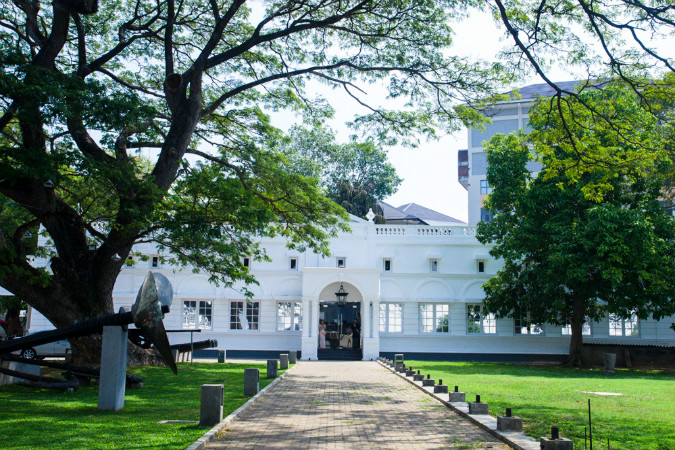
[565, 295, 586, 367]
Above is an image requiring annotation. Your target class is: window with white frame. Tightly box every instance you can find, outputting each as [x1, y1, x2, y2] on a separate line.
[480, 180, 493, 195]
[420, 303, 449, 333]
[466, 304, 496, 334]
[151, 255, 159, 268]
[336, 257, 346, 268]
[477, 261, 485, 273]
[562, 319, 592, 336]
[383, 258, 392, 272]
[514, 312, 544, 335]
[289, 257, 298, 271]
[230, 301, 259, 330]
[480, 208, 493, 223]
[243, 257, 250, 268]
[379, 303, 402, 333]
[609, 313, 639, 337]
[183, 300, 213, 330]
[430, 259, 439, 272]
[277, 302, 302, 331]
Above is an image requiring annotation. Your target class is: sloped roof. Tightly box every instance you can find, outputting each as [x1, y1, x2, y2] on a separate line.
[397, 203, 465, 225]
[379, 201, 466, 225]
[378, 201, 414, 221]
[515, 80, 589, 100]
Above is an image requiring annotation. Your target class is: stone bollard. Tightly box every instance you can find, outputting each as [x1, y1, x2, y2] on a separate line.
[394, 353, 404, 371]
[98, 325, 128, 411]
[266, 359, 278, 379]
[422, 374, 435, 387]
[397, 364, 407, 373]
[413, 370, 424, 381]
[603, 353, 617, 374]
[468, 395, 489, 414]
[217, 350, 226, 363]
[449, 385, 466, 402]
[405, 368, 416, 377]
[497, 408, 523, 432]
[289, 351, 297, 364]
[279, 354, 289, 370]
[244, 368, 259, 396]
[199, 384, 224, 427]
[434, 378, 448, 394]
[540, 427, 574, 450]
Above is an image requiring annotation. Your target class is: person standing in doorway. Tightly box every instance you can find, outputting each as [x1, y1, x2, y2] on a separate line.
[319, 319, 327, 349]
[351, 319, 360, 349]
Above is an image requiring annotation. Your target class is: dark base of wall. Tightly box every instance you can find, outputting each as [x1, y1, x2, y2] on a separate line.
[378, 352, 567, 363]
[193, 349, 302, 360]
[582, 344, 675, 368]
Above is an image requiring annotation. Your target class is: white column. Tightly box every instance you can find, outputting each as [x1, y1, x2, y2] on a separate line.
[301, 298, 318, 360]
[362, 299, 370, 340]
[302, 299, 310, 338]
[372, 299, 380, 339]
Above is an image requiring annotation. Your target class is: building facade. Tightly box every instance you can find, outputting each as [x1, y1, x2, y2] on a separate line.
[27, 82, 675, 359]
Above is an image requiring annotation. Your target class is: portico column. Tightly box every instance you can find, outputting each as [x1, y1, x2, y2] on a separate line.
[302, 299, 310, 339]
[300, 298, 318, 360]
[372, 299, 380, 339]
[361, 299, 370, 341]
[361, 299, 380, 361]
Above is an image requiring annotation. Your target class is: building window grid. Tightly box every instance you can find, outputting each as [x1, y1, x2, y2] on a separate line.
[420, 303, 449, 333]
[514, 312, 544, 335]
[183, 300, 213, 330]
[230, 301, 260, 330]
[480, 180, 493, 195]
[379, 303, 402, 333]
[277, 302, 302, 331]
[609, 313, 639, 337]
[467, 304, 496, 334]
[562, 320, 592, 336]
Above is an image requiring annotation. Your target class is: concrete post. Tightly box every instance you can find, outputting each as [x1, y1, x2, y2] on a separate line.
[267, 359, 278, 378]
[279, 354, 289, 370]
[217, 350, 226, 363]
[288, 350, 297, 364]
[199, 384, 224, 428]
[98, 325, 128, 411]
[244, 368, 259, 396]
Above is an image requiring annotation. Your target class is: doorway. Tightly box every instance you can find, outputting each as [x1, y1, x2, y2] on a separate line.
[319, 301, 361, 351]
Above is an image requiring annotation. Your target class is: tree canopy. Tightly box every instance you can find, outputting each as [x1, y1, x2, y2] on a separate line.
[0, 0, 507, 361]
[281, 125, 401, 220]
[486, 0, 675, 190]
[477, 83, 675, 365]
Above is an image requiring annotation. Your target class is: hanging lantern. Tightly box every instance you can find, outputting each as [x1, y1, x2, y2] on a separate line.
[335, 283, 348, 307]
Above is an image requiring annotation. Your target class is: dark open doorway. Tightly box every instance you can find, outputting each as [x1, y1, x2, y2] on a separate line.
[318, 301, 362, 360]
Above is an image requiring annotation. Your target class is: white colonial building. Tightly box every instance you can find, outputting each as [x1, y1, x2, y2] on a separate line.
[27, 82, 675, 360]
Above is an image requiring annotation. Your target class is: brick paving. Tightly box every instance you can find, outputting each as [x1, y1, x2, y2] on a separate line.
[206, 361, 510, 449]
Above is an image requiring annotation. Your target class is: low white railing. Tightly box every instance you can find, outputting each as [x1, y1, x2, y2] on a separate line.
[374, 225, 477, 237]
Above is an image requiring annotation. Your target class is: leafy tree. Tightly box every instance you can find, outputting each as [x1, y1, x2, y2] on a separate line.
[282, 126, 401, 220]
[0, 0, 506, 363]
[477, 85, 675, 366]
[487, 0, 675, 190]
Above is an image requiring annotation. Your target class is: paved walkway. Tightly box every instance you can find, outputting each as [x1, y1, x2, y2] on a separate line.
[206, 361, 509, 449]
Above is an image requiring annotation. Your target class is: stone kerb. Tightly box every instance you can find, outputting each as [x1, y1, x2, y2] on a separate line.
[186, 363, 297, 450]
[377, 359, 540, 450]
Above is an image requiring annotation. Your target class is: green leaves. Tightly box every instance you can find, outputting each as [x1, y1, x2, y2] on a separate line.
[477, 81, 675, 363]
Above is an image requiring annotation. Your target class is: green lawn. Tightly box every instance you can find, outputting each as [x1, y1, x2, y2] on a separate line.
[407, 361, 675, 450]
[0, 362, 286, 450]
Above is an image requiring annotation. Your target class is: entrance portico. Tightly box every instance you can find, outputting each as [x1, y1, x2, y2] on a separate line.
[301, 268, 380, 360]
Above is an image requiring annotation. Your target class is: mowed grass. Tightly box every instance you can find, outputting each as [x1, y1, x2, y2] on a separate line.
[0, 362, 286, 450]
[408, 361, 675, 450]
